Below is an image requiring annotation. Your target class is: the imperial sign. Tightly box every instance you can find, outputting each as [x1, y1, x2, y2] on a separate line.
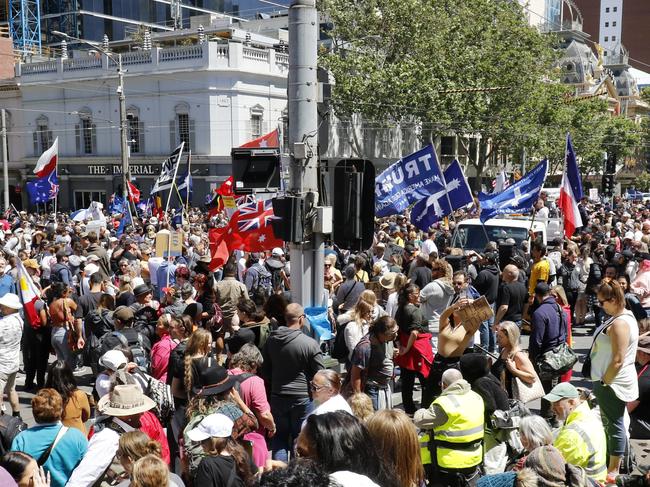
[88, 165, 158, 175]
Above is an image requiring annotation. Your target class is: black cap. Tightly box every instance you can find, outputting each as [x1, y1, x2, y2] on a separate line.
[534, 282, 550, 296]
[227, 328, 256, 355]
[191, 357, 235, 396]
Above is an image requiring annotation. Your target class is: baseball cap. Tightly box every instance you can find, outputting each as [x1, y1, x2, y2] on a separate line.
[113, 306, 135, 322]
[271, 247, 284, 257]
[98, 350, 128, 372]
[186, 413, 234, 442]
[543, 382, 579, 403]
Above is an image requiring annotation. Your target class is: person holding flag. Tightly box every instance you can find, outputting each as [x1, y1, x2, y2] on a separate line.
[17, 259, 49, 391]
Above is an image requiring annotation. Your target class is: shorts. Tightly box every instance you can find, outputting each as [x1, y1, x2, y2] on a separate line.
[0, 370, 17, 396]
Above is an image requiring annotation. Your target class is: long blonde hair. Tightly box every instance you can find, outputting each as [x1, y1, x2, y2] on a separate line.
[118, 431, 162, 462]
[366, 410, 424, 487]
[183, 328, 212, 395]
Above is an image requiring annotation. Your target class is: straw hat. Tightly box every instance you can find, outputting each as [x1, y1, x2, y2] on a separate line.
[97, 384, 156, 417]
[379, 272, 397, 290]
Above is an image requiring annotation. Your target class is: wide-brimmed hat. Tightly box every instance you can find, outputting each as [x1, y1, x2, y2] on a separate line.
[97, 384, 156, 417]
[192, 357, 235, 396]
[379, 272, 397, 290]
[22, 259, 39, 271]
[133, 284, 152, 297]
[0, 293, 22, 310]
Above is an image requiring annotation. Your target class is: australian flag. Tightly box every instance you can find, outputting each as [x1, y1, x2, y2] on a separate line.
[479, 159, 548, 222]
[26, 171, 59, 205]
[108, 194, 127, 215]
[236, 200, 276, 232]
[411, 160, 473, 231]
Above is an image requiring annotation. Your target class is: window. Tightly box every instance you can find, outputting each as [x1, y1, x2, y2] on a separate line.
[74, 190, 106, 210]
[605, 22, 609, 27]
[440, 136, 454, 156]
[75, 108, 96, 155]
[250, 105, 264, 139]
[178, 113, 190, 149]
[82, 119, 93, 154]
[170, 103, 194, 152]
[613, 6, 617, 12]
[33, 115, 53, 156]
[126, 107, 144, 154]
[605, 36, 609, 41]
[605, 7, 610, 12]
[613, 21, 617, 27]
[612, 36, 616, 41]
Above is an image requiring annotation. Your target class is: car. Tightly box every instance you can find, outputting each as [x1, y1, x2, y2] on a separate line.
[450, 217, 560, 253]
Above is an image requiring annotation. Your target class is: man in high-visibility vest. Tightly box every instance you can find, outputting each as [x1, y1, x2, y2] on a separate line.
[544, 382, 608, 484]
[414, 368, 484, 487]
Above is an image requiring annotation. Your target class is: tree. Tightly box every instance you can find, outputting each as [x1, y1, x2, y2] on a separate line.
[319, 0, 625, 178]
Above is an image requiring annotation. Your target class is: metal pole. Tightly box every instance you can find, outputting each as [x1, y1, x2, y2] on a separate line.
[1, 109, 8, 212]
[288, 0, 322, 307]
[118, 54, 132, 224]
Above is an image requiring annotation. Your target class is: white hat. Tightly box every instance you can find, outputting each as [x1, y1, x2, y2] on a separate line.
[0, 293, 22, 310]
[86, 254, 101, 263]
[271, 247, 284, 257]
[186, 413, 234, 442]
[625, 231, 634, 240]
[98, 350, 127, 372]
[84, 263, 100, 276]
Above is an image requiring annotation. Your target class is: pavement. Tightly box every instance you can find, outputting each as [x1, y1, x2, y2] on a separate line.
[7, 323, 650, 475]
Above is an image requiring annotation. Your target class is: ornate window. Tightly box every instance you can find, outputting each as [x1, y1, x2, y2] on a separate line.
[33, 115, 53, 156]
[75, 108, 96, 155]
[126, 106, 144, 154]
[250, 105, 264, 139]
[170, 102, 194, 151]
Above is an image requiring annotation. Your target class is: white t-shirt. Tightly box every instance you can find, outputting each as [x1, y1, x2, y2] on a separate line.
[0, 313, 23, 375]
[421, 238, 438, 258]
[303, 394, 353, 429]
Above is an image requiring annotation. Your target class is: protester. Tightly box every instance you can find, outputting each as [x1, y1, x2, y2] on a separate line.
[44, 360, 90, 435]
[0, 293, 24, 417]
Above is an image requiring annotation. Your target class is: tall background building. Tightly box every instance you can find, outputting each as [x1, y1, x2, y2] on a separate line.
[571, 0, 650, 71]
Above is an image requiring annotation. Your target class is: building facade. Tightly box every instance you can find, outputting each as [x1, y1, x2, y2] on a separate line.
[12, 35, 288, 210]
[572, 0, 650, 70]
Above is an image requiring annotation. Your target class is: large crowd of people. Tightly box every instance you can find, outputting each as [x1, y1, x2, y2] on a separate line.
[0, 193, 649, 487]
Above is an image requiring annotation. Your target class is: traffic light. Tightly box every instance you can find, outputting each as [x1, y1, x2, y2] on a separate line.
[231, 148, 281, 194]
[271, 196, 304, 243]
[332, 159, 375, 252]
[601, 174, 615, 196]
[605, 153, 617, 175]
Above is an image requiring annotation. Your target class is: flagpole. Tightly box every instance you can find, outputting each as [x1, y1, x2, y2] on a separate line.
[125, 173, 137, 230]
[185, 151, 192, 216]
[164, 143, 184, 215]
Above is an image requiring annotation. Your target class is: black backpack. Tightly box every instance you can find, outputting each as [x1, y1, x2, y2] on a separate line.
[331, 322, 350, 361]
[99, 329, 151, 374]
[0, 413, 27, 456]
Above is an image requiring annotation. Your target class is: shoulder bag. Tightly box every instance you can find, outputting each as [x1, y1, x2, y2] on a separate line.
[535, 304, 578, 381]
[511, 353, 545, 404]
[37, 425, 68, 466]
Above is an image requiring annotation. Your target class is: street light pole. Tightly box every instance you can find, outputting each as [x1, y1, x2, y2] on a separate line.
[1, 109, 9, 212]
[52, 31, 130, 216]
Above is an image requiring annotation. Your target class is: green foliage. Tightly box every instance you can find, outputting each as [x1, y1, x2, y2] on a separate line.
[319, 0, 644, 175]
[636, 172, 650, 192]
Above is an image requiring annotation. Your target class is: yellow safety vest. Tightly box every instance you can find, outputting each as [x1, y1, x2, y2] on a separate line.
[433, 390, 484, 469]
[554, 402, 607, 483]
[419, 432, 432, 466]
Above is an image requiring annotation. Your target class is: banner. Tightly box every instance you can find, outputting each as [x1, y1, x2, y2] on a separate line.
[375, 145, 445, 217]
[479, 159, 548, 222]
[151, 142, 184, 194]
[412, 159, 473, 231]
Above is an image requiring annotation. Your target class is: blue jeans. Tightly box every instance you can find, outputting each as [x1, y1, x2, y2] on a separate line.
[51, 326, 75, 369]
[269, 395, 310, 462]
[480, 305, 497, 353]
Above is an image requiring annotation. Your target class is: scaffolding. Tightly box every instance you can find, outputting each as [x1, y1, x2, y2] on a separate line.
[8, 0, 41, 53]
[42, 0, 79, 45]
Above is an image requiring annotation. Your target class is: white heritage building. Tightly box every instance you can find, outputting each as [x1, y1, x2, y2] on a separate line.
[9, 25, 288, 210]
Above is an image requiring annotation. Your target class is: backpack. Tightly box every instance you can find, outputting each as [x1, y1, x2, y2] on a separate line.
[145, 375, 175, 424]
[84, 309, 115, 372]
[0, 413, 27, 456]
[250, 265, 272, 305]
[99, 329, 151, 374]
[331, 322, 350, 361]
[266, 262, 285, 293]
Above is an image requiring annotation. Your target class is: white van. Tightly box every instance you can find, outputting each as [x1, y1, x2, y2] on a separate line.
[450, 217, 550, 253]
